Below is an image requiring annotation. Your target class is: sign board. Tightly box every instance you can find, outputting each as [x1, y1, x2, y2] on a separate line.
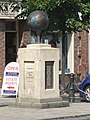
[1, 62, 19, 96]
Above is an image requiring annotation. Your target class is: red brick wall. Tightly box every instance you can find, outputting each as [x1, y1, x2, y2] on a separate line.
[74, 30, 88, 81]
[0, 20, 5, 76]
[0, 19, 88, 82]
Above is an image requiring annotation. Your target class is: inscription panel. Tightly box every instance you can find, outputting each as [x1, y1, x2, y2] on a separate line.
[45, 61, 54, 89]
[24, 61, 34, 89]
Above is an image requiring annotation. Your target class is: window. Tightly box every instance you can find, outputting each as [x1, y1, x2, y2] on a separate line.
[5, 21, 16, 31]
[61, 33, 74, 73]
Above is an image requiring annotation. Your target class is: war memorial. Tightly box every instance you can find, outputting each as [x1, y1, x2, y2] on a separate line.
[16, 11, 69, 108]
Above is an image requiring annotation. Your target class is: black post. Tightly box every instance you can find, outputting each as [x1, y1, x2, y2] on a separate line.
[69, 73, 75, 102]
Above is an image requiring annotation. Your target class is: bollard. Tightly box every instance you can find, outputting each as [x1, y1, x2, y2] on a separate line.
[69, 73, 75, 102]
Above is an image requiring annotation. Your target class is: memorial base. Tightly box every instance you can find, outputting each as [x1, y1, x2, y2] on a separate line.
[16, 44, 69, 108]
[9, 98, 69, 109]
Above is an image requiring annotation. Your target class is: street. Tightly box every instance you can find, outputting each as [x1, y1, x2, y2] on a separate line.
[0, 100, 90, 120]
[0, 105, 90, 120]
[43, 115, 90, 120]
[0, 93, 90, 120]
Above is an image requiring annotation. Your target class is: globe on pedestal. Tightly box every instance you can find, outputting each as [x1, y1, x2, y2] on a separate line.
[27, 10, 49, 31]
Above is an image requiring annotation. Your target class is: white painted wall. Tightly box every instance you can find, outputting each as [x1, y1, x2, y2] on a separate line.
[67, 33, 74, 73]
[88, 30, 90, 74]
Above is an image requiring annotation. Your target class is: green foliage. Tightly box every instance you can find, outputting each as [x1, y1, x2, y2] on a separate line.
[9, 0, 90, 33]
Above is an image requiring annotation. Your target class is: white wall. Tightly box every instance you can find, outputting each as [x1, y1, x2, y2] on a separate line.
[88, 30, 90, 74]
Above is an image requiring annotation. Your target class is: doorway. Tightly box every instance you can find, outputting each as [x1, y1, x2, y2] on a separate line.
[5, 32, 17, 65]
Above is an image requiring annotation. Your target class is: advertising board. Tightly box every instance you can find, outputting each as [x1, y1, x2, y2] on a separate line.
[1, 62, 19, 96]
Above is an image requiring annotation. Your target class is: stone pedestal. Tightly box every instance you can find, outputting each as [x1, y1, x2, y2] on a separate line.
[16, 44, 69, 108]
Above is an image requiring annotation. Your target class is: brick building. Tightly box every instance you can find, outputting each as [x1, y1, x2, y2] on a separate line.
[0, 0, 89, 83]
[74, 31, 88, 81]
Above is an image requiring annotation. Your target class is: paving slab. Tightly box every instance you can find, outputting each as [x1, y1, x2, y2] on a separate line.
[0, 89, 89, 120]
[0, 95, 90, 120]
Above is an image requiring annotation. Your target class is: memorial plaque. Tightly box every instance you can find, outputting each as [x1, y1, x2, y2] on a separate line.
[24, 61, 34, 89]
[45, 61, 54, 89]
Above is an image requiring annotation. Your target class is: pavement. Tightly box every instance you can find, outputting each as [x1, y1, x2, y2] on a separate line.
[0, 95, 90, 120]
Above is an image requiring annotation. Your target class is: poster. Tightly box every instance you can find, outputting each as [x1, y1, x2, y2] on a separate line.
[1, 62, 19, 96]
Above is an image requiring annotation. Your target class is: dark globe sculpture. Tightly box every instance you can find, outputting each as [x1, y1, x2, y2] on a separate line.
[27, 10, 49, 31]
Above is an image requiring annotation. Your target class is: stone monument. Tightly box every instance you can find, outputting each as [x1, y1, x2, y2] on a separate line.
[16, 10, 69, 108]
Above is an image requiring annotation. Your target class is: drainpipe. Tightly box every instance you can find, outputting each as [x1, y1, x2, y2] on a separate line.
[88, 30, 90, 74]
[16, 19, 19, 52]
